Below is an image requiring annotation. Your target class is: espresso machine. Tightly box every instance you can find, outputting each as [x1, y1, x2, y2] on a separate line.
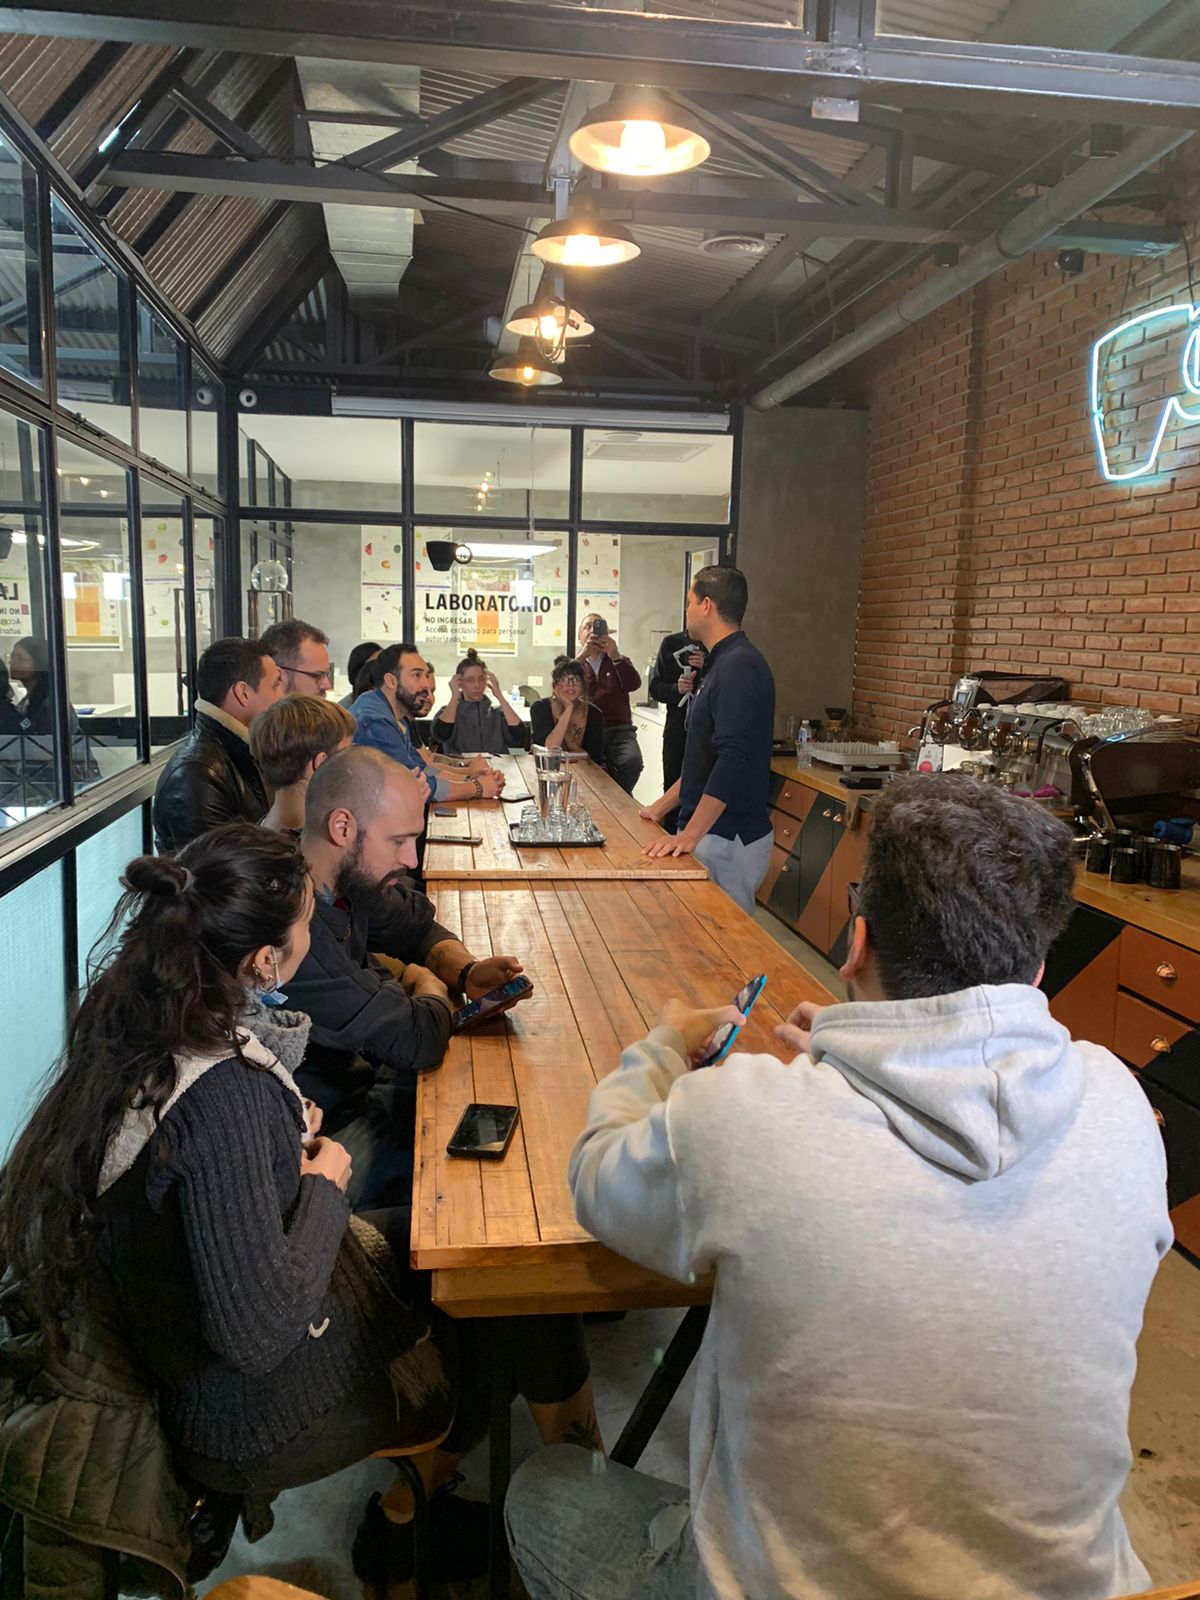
[1071, 731, 1200, 837]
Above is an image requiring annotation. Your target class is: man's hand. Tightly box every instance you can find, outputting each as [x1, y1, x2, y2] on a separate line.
[642, 832, 698, 858]
[638, 801, 665, 825]
[478, 769, 506, 799]
[401, 963, 450, 1002]
[601, 633, 620, 659]
[301, 1136, 353, 1192]
[485, 670, 504, 700]
[775, 1000, 827, 1056]
[677, 672, 696, 697]
[463, 755, 492, 776]
[658, 998, 745, 1064]
[464, 955, 525, 1000]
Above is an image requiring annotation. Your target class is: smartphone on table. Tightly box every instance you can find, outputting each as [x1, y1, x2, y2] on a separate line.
[695, 974, 767, 1067]
[450, 974, 534, 1032]
[446, 1103, 520, 1160]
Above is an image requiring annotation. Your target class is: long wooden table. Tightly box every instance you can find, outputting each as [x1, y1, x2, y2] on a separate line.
[413, 875, 835, 1316]
[423, 750, 708, 882]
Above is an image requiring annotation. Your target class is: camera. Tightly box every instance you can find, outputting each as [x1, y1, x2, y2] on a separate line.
[426, 540, 472, 572]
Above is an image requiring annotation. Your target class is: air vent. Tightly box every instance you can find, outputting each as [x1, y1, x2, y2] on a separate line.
[583, 439, 713, 464]
[699, 232, 768, 259]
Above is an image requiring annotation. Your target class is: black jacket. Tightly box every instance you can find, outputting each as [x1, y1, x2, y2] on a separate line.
[649, 631, 706, 793]
[153, 709, 269, 854]
[287, 884, 456, 1132]
[529, 698, 605, 763]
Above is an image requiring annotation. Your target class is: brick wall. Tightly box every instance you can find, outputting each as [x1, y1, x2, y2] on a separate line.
[846, 169, 1200, 741]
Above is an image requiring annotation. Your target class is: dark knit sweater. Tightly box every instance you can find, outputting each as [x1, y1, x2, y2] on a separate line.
[98, 1045, 449, 1461]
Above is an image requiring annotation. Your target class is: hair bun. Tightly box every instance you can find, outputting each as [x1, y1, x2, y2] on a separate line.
[122, 855, 192, 899]
[465, 648, 480, 663]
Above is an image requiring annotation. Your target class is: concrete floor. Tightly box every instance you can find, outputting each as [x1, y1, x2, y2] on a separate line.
[197, 785, 1200, 1597]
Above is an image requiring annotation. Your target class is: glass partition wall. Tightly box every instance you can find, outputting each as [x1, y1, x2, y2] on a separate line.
[0, 105, 229, 847]
[235, 415, 735, 706]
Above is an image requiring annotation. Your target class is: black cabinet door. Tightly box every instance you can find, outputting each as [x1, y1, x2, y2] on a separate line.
[766, 847, 802, 926]
[1136, 1074, 1200, 1214]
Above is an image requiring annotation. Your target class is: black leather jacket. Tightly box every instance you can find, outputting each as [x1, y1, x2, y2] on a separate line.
[153, 710, 269, 854]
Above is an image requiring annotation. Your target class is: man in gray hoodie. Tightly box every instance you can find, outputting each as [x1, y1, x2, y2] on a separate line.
[506, 775, 1172, 1600]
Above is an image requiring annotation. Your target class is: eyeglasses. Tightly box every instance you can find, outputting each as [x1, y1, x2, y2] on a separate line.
[847, 880, 861, 920]
[287, 665, 333, 689]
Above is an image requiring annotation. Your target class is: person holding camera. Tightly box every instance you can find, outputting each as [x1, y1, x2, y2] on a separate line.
[577, 614, 643, 795]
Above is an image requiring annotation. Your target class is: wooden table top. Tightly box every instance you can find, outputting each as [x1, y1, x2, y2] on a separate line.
[1072, 855, 1200, 954]
[414, 875, 836, 1316]
[423, 750, 708, 883]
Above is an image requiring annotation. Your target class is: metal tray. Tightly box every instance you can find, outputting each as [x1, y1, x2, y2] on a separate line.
[508, 821, 606, 848]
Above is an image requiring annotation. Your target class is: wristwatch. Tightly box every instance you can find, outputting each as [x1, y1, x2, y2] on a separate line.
[455, 960, 477, 996]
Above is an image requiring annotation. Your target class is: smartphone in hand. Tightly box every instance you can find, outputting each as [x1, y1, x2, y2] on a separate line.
[695, 974, 767, 1067]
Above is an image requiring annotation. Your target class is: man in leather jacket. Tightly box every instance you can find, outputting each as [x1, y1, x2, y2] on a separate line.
[152, 638, 284, 853]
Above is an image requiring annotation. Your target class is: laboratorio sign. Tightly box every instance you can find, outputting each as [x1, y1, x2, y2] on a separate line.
[423, 592, 554, 613]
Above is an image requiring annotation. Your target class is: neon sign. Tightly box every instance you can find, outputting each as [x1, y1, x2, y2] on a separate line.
[1091, 302, 1200, 481]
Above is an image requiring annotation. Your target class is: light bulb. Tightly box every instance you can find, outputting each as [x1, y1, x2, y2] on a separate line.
[562, 233, 602, 267]
[538, 310, 562, 341]
[521, 365, 536, 381]
[618, 119, 668, 171]
[79, 476, 89, 486]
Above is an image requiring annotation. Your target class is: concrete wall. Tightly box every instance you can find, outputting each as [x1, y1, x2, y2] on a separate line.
[736, 407, 868, 730]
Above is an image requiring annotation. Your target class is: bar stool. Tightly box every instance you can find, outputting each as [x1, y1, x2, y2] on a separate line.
[206, 1582, 324, 1600]
[365, 1442, 436, 1600]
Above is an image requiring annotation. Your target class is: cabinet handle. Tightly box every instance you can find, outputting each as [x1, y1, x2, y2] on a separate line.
[821, 807, 832, 818]
[833, 813, 844, 823]
[1151, 1036, 1171, 1055]
[1153, 1109, 1166, 1130]
[1155, 962, 1177, 983]
[781, 827, 791, 837]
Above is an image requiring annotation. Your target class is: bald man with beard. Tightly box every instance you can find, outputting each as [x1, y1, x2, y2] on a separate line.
[282, 746, 525, 1212]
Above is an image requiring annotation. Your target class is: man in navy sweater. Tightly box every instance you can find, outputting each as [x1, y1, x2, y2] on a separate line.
[639, 566, 774, 914]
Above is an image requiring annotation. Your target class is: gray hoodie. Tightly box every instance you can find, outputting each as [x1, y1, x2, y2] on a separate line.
[569, 984, 1171, 1600]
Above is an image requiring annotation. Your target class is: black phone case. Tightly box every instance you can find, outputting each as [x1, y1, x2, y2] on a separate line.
[446, 1103, 520, 1160]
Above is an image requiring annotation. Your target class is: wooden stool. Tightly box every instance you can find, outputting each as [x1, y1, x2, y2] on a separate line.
[1114, 1586, 1200, 1600]
[365, 1438, 449, 1600]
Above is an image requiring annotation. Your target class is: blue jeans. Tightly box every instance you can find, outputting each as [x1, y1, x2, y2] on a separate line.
[506, 1445, 698, 1600]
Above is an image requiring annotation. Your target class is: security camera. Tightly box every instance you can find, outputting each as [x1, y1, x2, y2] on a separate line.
[239, 387, 258, 409]
[1057, 249, 1084, 276]
[194, 385, 213, 407]
[425, 540, 472, 572]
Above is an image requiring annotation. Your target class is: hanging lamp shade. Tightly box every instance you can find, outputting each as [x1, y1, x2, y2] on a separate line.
[530, 213, 640, 269]
[568, 88, 711, 177]
[506, 297, 594, 342]
[488, 337, 563, 387]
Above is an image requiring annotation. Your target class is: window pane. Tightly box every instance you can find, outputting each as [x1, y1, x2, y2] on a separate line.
[192, 514, 217, 662]
[76, 804, 143, 979]
[0, 858, 65, 1160]
[57, 438, 137, 788]
[241, 415, 402, 513]
[415, 529, 566, 707]
[51, 194, 131, 444]
[190, 358, 222, 496]
[0, 133, 43, 389]
[415, 423, 569, 518]
[581, 429, 732, 524]
[137, 300, 187, 477]
[140, 482, 188, 747]
[575, 529, 722, 684]
[0, 411, 56, 828]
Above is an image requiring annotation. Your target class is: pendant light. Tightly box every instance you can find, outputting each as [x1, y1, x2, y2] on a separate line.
[488, 337, 563, 387]
[530, 210, 640, 270]
[569, 87, 710, 177]
[505, 297, 595, 346]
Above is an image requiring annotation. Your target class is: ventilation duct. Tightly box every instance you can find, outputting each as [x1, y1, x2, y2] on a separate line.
[296, 59, 421, 316]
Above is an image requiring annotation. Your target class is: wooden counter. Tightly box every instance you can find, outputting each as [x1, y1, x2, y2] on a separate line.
[1073, 855, 1200, 954]
[424, 751, 707, 883]
[414, 876, 835, 1315]
[771, 755, 872, 814]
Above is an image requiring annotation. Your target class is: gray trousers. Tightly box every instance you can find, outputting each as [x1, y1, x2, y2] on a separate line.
[693, 829, 774, 917]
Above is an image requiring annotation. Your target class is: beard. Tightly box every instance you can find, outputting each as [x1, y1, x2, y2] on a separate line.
[396, 685, 432, 719]
[334, 834, 405, 912]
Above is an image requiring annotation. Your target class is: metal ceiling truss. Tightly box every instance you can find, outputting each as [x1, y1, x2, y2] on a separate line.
[337, 76, 565, 175]
[9, 1, 1200, 125]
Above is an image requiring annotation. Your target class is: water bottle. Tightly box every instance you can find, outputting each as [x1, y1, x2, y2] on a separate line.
[794, 721, 813, 769]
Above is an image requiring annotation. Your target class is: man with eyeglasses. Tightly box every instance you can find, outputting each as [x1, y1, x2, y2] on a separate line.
[259, 618, 333, 698]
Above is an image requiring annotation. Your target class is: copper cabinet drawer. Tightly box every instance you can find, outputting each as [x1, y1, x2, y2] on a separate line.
[774, 781, 816, 825]
[1114, 991, 1200, 1110]
[1118, 927, 1200, 1025]
[770, 806, 803, 855]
